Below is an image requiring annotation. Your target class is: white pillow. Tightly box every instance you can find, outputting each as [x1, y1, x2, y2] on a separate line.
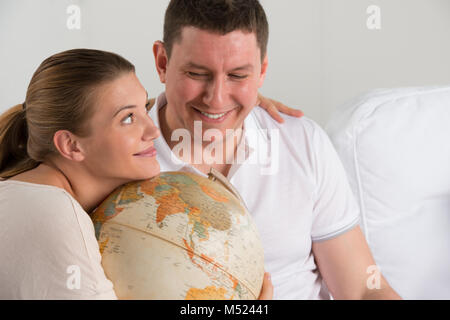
[325, 86, 450, 299]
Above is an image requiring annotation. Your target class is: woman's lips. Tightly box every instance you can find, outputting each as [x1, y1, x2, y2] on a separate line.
[134, 146, 157, 157]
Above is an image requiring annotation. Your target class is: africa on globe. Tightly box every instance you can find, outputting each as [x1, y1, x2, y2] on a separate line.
[91, 169, 265, 300]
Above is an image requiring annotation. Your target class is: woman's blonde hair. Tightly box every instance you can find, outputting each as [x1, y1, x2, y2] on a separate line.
[0, 48, 135, 179]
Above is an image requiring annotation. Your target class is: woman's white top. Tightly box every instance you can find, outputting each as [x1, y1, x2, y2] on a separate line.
[0, 180, 117, 299]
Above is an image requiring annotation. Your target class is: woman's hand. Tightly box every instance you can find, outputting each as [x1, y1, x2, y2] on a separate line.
[258, 272, 273, 300]
[257, 93, 304, 123]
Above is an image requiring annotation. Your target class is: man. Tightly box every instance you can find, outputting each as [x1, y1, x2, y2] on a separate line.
[150, 0, 401, 299]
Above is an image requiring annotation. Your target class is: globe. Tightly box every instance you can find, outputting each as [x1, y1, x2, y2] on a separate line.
[91, 170, 265, 300]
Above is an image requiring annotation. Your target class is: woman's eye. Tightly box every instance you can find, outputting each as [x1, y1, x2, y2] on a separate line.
[122, 113, 134, 124]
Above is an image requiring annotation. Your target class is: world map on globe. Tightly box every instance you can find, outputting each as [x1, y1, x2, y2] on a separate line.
[91, 170, 265, 300]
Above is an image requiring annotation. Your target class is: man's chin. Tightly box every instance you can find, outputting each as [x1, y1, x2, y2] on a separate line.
[186, 124, 243, 149]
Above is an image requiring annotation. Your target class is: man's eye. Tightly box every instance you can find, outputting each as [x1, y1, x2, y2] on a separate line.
[122, 113, 134, 124]
[229, 74, 247, 79]
[188, 72, 208, 78]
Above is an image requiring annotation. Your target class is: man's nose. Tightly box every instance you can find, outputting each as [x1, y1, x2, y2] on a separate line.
[203, 77, 229, 110]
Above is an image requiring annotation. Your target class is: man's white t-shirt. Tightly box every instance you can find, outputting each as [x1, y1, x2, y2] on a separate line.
[151, 93, 361, 299]
[0, 180, 117, 299]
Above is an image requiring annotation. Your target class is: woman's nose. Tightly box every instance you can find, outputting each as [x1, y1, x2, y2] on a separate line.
[142, 116, 160, 141]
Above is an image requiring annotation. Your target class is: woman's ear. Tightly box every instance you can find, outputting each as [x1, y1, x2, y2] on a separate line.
[153, 40, 168, 84]
[53, 130, 85, 162]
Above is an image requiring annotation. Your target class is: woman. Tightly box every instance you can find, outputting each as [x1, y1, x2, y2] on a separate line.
[0, 49, 290, 299]
[0, 49, 162, 299]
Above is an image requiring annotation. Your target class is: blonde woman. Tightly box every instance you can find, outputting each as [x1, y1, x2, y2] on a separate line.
[0, 49, 163, 299]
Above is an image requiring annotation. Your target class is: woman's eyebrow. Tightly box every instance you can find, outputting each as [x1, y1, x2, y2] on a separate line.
[113, 92, 148, 117]
[113, 105, 137, 117]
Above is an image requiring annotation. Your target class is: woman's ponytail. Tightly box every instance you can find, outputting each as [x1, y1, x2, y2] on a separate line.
[0, 104, 39, 179]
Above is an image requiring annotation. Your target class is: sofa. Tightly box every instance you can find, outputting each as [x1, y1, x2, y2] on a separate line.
[325, 85, 450, 299]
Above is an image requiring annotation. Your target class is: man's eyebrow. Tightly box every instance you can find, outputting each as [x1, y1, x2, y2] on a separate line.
[184, 62, 253, 72]
[184, 62, 210, 70]
[230, 64, 253, 72]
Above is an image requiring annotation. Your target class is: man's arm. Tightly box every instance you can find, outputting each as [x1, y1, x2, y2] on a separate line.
[312, 225, 402, 300]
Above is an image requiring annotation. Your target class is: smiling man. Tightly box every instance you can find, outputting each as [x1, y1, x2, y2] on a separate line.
[155, 25, 268, 174]
[150, 0, 401, 300]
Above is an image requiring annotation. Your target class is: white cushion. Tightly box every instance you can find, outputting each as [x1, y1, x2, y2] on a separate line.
[325, 86, 450, 299]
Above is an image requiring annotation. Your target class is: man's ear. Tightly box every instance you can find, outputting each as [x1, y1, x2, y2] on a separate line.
[153, 40, 168, 84]
[258, 54, 268, 88]
[53, 130, 85, 162]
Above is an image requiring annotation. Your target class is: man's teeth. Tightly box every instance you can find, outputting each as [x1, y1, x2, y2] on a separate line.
[200, 110, 227, 119]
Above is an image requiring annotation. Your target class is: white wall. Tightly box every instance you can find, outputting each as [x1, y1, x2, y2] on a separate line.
[1, 0, 450, 127]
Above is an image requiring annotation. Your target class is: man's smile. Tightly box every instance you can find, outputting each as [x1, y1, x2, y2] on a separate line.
[191, 106, 236, 123]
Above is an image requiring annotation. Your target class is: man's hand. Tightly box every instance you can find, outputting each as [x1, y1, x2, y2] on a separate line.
[257, 93, 304, 123]
[258, 272, 274, 300]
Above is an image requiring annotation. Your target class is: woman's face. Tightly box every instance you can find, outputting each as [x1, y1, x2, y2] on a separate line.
[79, 72, 161, 183]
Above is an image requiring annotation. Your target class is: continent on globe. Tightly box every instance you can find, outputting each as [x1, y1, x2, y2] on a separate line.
[91, 169, 265, 300]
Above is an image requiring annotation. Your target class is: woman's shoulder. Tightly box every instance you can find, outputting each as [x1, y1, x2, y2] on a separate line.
[0, 180, 116, 299]
[0, 179, 74, 199]
[0, 180, 82, 220]
[0, 180, 93, 254]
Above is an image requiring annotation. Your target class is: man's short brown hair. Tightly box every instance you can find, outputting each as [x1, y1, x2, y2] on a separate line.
[163, 0, 269, 61]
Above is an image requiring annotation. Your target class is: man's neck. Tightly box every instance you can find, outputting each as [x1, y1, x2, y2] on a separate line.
[158, 104, 243, 177]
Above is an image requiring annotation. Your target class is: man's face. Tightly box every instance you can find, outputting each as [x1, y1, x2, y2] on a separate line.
[155, 26, 268, 141]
